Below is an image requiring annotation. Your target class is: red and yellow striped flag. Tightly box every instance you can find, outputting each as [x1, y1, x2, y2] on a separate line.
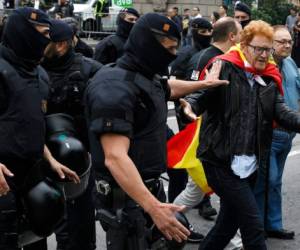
[167, 118, 213, 195]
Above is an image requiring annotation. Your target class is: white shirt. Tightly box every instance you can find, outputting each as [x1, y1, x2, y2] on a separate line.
[230, 67, 267, 179]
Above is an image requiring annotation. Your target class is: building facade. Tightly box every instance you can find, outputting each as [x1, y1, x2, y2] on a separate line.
[133, 0, 222, 16]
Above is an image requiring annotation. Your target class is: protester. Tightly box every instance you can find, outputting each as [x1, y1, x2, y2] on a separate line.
[254, 25, 299, 240]
[285, 6, 298, 34]
[181, 20, 300, 250]
[291, 14, 300, 67]
[211, 11, 220, 25]
[182, 8, 191, 46]
[219, 4, 228, 18]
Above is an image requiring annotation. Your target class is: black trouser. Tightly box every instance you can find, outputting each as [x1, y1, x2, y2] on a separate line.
[0, 192, 19, 250]
[167, 168, 188, 203]
[105, 203, 148, 250]
[23, 239, 47, 250]
[55, 175, 96, 250]
[96, 179, 166, 250]
[199, 162, 266, 250]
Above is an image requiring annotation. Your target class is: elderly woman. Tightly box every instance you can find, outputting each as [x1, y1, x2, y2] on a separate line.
[181, 20, 300, 250]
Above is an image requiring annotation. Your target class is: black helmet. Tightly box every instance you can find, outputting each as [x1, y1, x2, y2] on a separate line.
[151, 212, 189, 250]
[22, 178, 65, 237]
[166, 212, 189, 249]
[45, 113, 76, 137]
[45, 113, 91, 199]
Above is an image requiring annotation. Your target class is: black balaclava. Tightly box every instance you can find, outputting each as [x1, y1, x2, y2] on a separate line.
[240, 19, 251, 29]
[235, 2, 251, 29]
[191, 18, 212, 50]
[118, 13, 181, 78]
[2, 7, 51, 65]
[116, 8, 140, 39]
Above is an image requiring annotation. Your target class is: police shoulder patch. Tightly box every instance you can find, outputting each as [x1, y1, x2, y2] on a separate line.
[191, 70, 200, 81]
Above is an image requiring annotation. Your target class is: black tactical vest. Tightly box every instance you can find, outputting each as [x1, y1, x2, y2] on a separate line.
[127, 72, 168, 179]
[0, 58, 46, 170]
[47, 54, 87, 117]
[88, 66, 168, 182]
[46, 53, 94, 148]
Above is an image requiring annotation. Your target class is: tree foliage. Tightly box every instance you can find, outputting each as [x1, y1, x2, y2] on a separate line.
[229, 0, 295, 25]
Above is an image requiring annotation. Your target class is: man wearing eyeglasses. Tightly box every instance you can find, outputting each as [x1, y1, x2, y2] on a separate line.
[180, 20, 300, 250]
[254, 25, 299, 240]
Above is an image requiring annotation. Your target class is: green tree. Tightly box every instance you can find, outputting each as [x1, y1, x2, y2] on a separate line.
[248, 0, 294, 25]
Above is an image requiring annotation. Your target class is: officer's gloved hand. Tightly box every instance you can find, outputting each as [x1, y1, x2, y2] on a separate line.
[147, 202, 190, 243]
[0, 163, 14, 196]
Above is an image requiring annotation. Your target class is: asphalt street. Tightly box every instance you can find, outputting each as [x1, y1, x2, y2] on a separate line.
[47, 106, 300, 250]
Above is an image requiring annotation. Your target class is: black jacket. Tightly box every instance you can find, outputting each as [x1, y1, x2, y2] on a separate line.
[94, 35, 126, 64]
[186, 61, 300, 170]
[170, 45, 198, 80]
[75, 38, 94, 58]
[42, 51, 102, 148]
[0, 45, 48, 183]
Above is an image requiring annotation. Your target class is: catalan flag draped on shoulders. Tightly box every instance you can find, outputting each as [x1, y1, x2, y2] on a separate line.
[167, 44, 283, 195]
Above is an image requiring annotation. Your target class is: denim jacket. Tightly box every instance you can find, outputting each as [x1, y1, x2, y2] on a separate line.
[281, 56, 300, 111]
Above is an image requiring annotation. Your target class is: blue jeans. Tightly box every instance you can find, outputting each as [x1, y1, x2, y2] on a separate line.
[199, 162, 266, 250]
[254, 129, 294, 230]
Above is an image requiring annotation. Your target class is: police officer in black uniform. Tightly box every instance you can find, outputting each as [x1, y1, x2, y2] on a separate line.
[41, 19, 102, 250]
[0, 7, 78, 250]
[85, 13, 228, 250]
[170, 18, 212, 81]
[62, 17, 94, 58]
[94, 7, 140, 64]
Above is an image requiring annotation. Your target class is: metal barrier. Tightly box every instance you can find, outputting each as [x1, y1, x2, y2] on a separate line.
[0, 8, 118, 37]
[0, 8, 15, 18]
[75, 12, 118, 37]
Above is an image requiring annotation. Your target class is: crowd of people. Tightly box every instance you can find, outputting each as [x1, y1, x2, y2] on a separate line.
[1, 1, 300, 250]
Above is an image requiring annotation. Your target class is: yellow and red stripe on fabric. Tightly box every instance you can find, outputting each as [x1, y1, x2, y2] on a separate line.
[167, 118, 213, 195]
[198, 44, 283, 95]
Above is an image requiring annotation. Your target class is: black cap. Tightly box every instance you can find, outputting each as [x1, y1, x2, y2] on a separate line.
[119, 7, 140, 18]
[191, 18, 212, 30]
[145, 13, 181, 41]
[235, 2, 251, 17]
[50, 19, 73, 42]
[61, 17, 79, 36]
[16, 7, 51, 27]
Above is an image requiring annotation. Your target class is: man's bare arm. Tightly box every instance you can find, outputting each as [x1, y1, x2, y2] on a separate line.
[168, 60, 228, 99]
[100, 133, 190, 242]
